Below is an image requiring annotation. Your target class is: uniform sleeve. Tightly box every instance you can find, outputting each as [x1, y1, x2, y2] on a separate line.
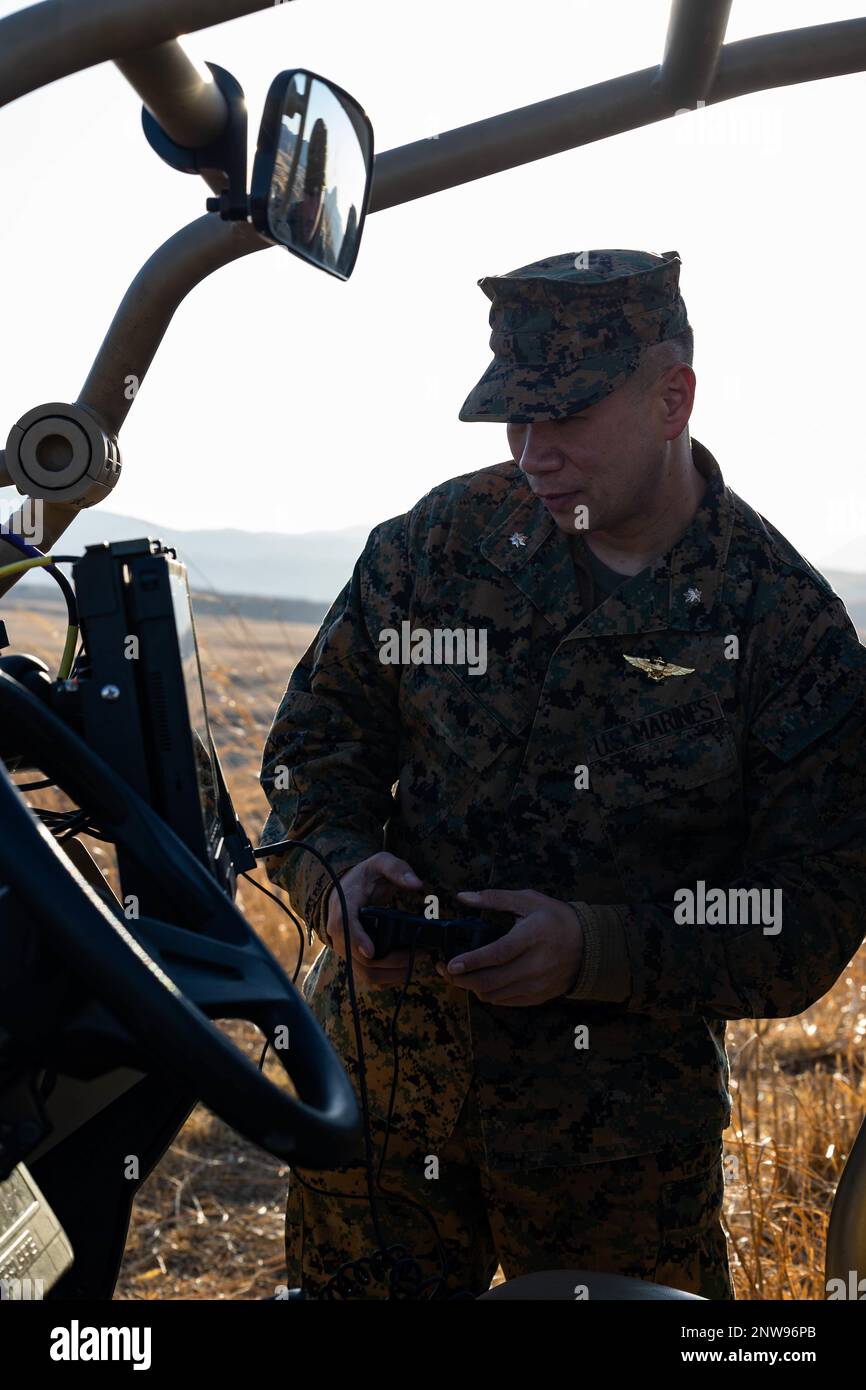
[564, 901, 632, 1002]
[258, 514, 411, 946]
[578, 606, 866, 1019]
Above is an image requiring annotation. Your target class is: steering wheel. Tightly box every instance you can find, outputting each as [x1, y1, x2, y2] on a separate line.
[0, 671, 360, 1168]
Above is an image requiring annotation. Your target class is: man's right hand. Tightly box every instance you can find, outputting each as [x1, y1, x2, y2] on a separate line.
[322, 852, 423, 990]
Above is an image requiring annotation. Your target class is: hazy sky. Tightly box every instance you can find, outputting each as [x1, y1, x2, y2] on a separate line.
[1, 0, 865, 571]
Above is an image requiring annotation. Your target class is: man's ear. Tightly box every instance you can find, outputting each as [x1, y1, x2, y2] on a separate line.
[661, 363, 696, 434]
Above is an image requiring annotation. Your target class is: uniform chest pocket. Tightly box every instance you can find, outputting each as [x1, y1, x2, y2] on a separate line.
[586, 710, 742, 892]
[396, 665, 521, 837]
[588, 718, 739, 809]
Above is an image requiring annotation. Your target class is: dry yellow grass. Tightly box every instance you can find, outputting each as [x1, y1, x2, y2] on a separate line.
[5, 590, 866, 1300]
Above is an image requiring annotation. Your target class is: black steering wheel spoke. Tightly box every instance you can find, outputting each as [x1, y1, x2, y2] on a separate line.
[132, 916, 295, 1019]
[0, 674, 361, 1169]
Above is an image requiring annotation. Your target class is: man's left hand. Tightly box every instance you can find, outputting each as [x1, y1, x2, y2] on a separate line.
[434, 888, 583, 1006]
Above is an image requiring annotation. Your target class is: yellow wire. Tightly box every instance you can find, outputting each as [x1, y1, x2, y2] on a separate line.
[58, 625, 79, 680]
[0, 553, 77, 679]
[0, 554, 54, 579]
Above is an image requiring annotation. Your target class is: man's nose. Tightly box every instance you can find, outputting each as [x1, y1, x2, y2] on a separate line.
[514, 424, 565, 476]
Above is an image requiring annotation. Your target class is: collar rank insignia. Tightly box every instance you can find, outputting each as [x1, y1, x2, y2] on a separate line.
[623, 654, 696, 682]
[509, 532, 528, 548]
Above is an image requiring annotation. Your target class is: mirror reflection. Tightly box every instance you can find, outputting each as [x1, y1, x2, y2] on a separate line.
[267, 74, 370, 278]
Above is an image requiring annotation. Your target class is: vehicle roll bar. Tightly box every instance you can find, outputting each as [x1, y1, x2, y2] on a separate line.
[3, 0, 866, 589]
[0, 0, 271, 111]
[77, 215, 265, 438]
[3, 3, 866, 213]
[660, 0, 734, 107]
[115, 40, 228, 153]
[368, 16, 866, 210]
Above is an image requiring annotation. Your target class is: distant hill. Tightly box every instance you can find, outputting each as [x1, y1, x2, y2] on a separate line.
[6, 506, 368, 606]
[5, 504, 866, 633]
[2, 578, 330, 628]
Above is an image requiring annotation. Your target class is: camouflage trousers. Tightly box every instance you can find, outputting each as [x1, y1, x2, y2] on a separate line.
[286, 1084, 734, 1300]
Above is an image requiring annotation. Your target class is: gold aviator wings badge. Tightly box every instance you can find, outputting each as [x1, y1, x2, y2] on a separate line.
[623, 654, 696, 683]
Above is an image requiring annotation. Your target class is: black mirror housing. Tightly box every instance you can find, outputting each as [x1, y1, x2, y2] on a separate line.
[250, 68, 374, 281]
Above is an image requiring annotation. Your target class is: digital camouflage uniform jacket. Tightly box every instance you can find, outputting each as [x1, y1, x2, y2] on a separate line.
[259, 438, 866, 1171]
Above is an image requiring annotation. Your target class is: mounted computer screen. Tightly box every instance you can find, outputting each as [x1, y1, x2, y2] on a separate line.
[73, 539, 234, 910]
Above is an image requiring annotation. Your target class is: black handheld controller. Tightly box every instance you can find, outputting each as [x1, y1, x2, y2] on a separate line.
[358, 906, 508, 963]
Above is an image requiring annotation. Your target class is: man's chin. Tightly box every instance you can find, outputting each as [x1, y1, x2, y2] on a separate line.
[552, 514, 593, 536]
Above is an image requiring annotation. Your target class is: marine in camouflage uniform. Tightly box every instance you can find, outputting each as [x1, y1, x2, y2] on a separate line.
[259, 250, 866, 1299]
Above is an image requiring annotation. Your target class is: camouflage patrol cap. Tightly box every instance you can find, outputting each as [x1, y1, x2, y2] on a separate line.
[458, 249, 690, 423]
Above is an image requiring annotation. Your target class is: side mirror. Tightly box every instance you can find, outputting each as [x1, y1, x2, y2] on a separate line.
[250, 69, 374, 281]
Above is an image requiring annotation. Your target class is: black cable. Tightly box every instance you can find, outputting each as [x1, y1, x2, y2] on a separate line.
[0, 532, 78, 628]
[56, 815, 92, 842]
[33, 809, 86, 831]
[30, 806, 92, 842]
[34, 809, 85, 825]
[240, 869, 305, 984]
[255, 837, 389, 1255]
[371, 937, 453, 1290]
[253, 839, 467, 1299]
[245, 873, 307, 1078]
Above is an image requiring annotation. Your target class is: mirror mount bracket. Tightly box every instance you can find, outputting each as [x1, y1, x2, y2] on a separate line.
[205, 189, 251, 223]
[141, 62, 247, 202]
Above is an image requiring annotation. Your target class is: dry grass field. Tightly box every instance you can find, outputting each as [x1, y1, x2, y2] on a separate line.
[4, 587, 866, 1301]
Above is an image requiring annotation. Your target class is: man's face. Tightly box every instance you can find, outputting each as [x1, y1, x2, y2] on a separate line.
[506, 364, 693, 536]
